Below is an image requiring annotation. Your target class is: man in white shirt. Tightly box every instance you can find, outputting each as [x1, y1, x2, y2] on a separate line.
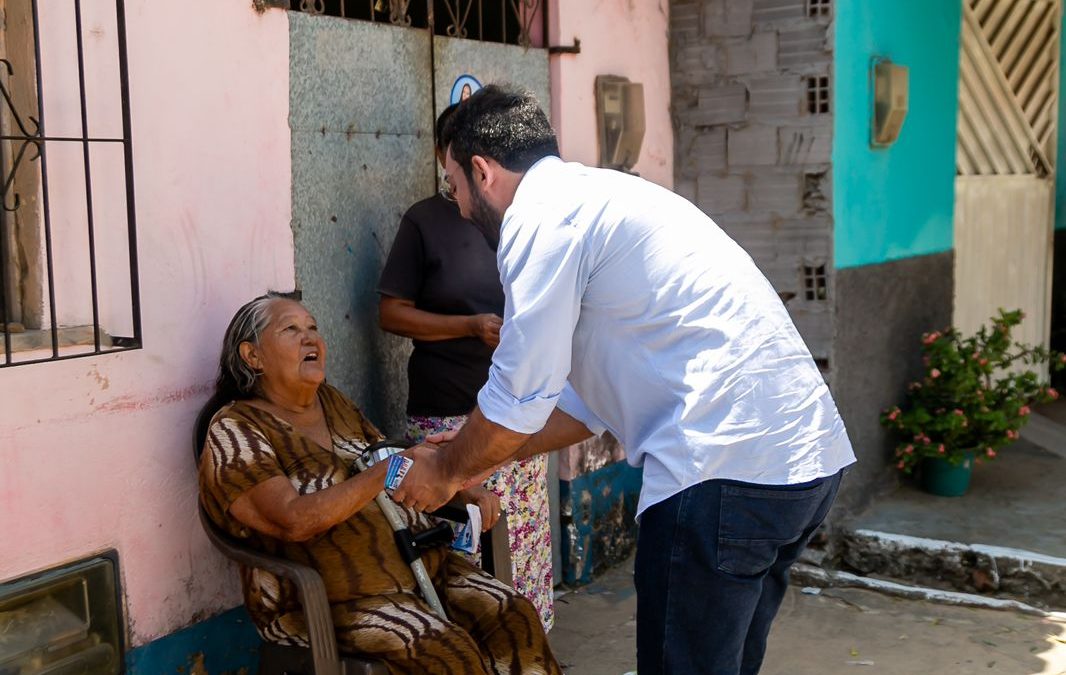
[393, 85, 856, 675]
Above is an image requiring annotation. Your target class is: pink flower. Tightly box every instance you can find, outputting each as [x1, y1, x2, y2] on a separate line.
[979, 358, 989, 367]
[986, 448, 996, 458]
[937, 444, 946, 454]
[1059, 354, 1066, 364]
[953, 409, 964, 416]
[897, 461, 906, 469]
[887, 408, 900, 421]
[1049, 388, 1060, 400]
[904, 445, 914, 455]
[1006, 429, 1019, 441]
[931, 368, 941, 379]
[922, 331, 941, 346]
[1019, 405, 1031, 416]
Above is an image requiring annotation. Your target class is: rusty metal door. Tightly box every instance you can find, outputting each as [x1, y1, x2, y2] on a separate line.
[289, 12, 435, 433]
[288, 4, 549, 433]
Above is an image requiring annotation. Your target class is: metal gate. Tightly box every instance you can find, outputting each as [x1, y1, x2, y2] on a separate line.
[286, 2, 549, 433]
[285, 0, 557, 586]
[954, 0, 1061, 355]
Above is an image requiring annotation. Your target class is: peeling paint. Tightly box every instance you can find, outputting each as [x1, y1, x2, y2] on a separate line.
[793, 563, 1066, 619]
[560, 460, 643, 585]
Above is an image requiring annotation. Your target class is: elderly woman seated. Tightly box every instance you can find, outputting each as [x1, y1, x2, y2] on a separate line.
[197, 292, 561, 674]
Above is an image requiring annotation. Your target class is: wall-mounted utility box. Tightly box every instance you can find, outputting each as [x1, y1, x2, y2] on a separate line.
[595, 75, 646, 171]
[871, 58, 909, 147]
[0, 551, 124, 674]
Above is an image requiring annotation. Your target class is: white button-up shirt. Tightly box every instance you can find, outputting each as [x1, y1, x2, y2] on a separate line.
[477, 157, 856, 515]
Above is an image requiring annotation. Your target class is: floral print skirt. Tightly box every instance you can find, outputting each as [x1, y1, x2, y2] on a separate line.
[405, 414, 555, 631]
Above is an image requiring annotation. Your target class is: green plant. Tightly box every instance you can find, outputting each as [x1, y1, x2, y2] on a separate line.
[881, 309, 1066, 474]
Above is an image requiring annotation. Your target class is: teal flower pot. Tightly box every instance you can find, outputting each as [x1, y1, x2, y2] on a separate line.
[920, 453, 974, 497]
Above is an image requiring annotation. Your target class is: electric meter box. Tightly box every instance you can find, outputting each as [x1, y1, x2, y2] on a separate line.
[0, 552, 124, 674]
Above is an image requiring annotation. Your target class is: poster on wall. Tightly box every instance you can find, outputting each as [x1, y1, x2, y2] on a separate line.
[449, 75, 482, 105]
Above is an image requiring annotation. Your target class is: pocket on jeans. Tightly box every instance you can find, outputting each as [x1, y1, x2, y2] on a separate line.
[715, 482, 827, 576]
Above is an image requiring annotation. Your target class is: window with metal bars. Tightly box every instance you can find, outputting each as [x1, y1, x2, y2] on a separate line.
[806, 0, 831, 18]
[285, 0, 543, 47]
[801, 263, 828, 301]
[0, 0, 140, 367]
[806, 75, 830, 115]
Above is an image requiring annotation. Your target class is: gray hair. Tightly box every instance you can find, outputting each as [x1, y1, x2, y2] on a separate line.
[216, 291, 301, 397]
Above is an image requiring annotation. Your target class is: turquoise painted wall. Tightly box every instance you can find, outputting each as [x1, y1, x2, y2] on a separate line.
[126, 607, 261, 674]
[833, 0, 962, 268]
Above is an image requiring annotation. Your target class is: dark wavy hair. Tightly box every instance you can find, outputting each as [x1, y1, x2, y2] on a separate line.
[193, 290, 300, 455]
[441, 84, 559, 181]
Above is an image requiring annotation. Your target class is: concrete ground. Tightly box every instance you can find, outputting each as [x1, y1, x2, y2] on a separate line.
[550, 556, 1066, 675]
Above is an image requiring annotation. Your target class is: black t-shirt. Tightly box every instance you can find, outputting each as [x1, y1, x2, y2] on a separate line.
[378, 195, 505, 417]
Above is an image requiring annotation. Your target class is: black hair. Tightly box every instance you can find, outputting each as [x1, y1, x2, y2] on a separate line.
[435, 103, 459, 154]
[441, 84, 559, 180]
[193, 290, 301, 457]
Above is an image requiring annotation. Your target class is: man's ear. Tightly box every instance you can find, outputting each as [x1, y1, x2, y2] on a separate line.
[471, 155, 494, 188]
[239, 341, 261, 372]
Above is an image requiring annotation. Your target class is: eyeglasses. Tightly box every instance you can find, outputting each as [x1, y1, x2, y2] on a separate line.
[439, 174, 456, 202]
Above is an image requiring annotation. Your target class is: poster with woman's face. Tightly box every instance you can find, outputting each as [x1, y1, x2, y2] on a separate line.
[450, 75, 482, 105]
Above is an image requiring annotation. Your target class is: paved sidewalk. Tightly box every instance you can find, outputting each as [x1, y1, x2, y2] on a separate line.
[550, 557, 1066, 674]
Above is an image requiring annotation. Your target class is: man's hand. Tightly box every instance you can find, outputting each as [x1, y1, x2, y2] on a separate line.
[458, 486, 501, 531]
[393, 443, 462, 512]
[469, 313, 503, 347]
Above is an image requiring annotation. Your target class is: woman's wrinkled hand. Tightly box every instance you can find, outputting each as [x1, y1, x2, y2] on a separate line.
[458, 486, 501, 532]
[469, 313, 503, 348]
[425, 428, 461, 446]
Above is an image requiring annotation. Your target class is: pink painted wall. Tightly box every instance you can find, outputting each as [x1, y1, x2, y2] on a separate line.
[548, 0, 673, 188]
[0, 0, 294, 646]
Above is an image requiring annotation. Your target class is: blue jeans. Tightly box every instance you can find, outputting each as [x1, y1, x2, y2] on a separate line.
[635, 470, 843, 675]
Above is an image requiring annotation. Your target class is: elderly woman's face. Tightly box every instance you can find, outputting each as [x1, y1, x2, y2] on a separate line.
[246, 300, 327, 390]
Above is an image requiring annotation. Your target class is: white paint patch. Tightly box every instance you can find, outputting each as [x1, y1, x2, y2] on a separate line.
[794, 564, 1066, 618]
[852, 529, 1066, 568]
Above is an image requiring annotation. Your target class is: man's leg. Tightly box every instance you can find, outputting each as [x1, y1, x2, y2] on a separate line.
[635, 480, 759, 675]
[738, 471, 842, 675]
[635, 472, 843, 675]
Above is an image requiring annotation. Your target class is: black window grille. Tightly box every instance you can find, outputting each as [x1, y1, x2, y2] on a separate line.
[806, 75, 830, 115]
[0, 0, 140, 367]
[802, 263, 828, 301]
[284, 0, 544, 48]
[806, 0, 831, 18]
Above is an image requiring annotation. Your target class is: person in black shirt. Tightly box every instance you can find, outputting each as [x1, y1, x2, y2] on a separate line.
[377, 104, 555, 631]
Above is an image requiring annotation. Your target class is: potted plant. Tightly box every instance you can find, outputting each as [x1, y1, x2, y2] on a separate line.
[881, 309, 1066, 497]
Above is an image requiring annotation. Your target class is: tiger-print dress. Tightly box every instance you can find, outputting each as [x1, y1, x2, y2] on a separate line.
[198, 384, 561, 675]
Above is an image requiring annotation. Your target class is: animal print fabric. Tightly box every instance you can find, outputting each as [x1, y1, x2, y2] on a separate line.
[199, 384, 560, 674]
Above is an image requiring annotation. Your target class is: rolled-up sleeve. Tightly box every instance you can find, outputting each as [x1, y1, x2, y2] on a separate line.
[477, 209, 589, 434]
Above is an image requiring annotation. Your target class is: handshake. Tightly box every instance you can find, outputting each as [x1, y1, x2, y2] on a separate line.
[361, 430, 501, 534]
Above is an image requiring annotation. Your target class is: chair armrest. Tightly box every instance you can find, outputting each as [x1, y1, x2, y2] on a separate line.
[198, 505, 342, 675]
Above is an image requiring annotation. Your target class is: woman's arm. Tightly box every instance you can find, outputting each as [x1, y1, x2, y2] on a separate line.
[228, 461, 389, 542]
[379, 296, 501, 346]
